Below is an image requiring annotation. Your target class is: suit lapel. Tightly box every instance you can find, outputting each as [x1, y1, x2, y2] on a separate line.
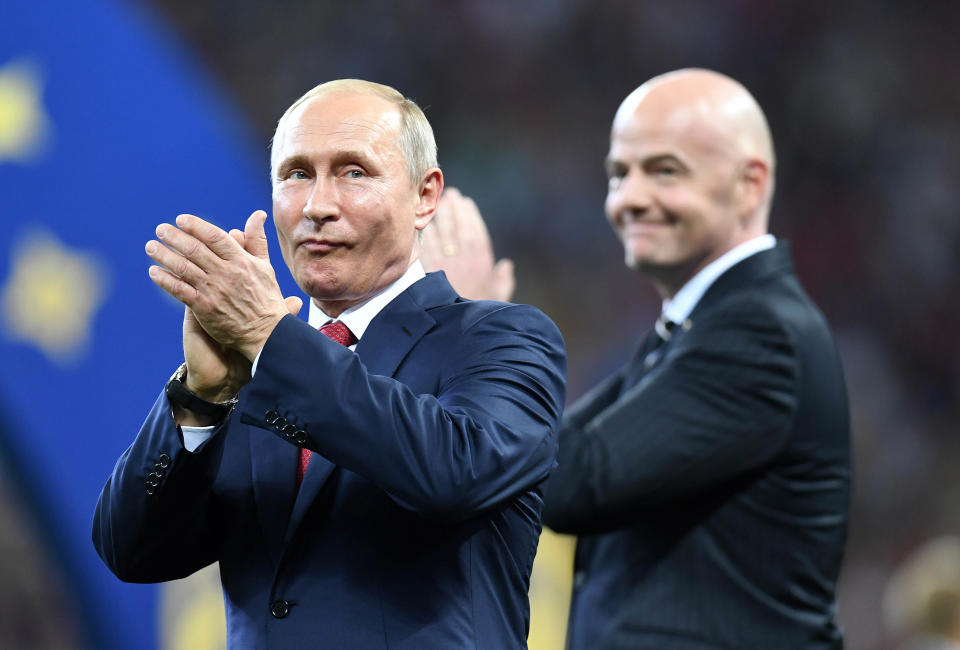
[282, 453, 337, 548]
[622, 244, 792, 394]
[621, 327, 678, 393]
[272, 272, 454, 550]
[691, 242, 792, 318]
[354, 272, 451, 376]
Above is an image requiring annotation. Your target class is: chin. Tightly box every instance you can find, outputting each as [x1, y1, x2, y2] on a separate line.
[624, 248, 659, 271]
[297, 272, 344, 302]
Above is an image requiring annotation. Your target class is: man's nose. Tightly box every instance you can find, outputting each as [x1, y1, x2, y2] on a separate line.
[303, 177, 338, 222]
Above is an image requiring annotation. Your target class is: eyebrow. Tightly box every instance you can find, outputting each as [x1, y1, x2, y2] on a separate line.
[275, 154, 311, 178]
[644, 153, 687, 169]
[604, 153, 688, 176]
[275, 150, 376, 178]
[329, 149, 375, 170]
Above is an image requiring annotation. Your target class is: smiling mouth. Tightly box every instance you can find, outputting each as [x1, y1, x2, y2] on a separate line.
[624, 221, 671, 236]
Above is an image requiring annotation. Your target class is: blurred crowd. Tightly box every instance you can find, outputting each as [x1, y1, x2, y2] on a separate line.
[149, 1, 960, 647]
[5, 1, 953, 647]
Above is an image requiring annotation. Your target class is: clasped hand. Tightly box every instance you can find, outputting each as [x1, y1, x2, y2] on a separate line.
[145, 210, 302, 400]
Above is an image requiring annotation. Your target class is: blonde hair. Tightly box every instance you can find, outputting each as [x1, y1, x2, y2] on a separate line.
[270, 79, 437, 184]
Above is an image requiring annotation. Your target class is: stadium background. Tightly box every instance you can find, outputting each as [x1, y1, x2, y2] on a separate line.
[1, 0, 958, 647]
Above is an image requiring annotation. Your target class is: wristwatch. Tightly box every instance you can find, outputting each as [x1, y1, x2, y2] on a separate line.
[165, 363, 238, 420]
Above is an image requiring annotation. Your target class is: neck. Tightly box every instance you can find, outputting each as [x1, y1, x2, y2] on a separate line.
[643, 259, 703, 301]
[647, 228, 769, 299]
[313, 252, 421, 318]
[314, 299, 353, 320]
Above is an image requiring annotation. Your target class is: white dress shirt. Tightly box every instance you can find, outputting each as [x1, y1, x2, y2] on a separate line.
[661, 234, 776, 326]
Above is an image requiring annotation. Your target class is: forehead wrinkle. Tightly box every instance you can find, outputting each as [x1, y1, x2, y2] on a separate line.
[611, 98, 742, 171]
[273, 92, 403, 160]
[276, 114, 405, 172]
[614, 71, 772, 169]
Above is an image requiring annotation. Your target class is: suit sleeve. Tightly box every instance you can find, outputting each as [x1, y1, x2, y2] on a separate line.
[92, 391, 226, 582]
[241, 306, 566, 521]
[543, 302, 798, 535]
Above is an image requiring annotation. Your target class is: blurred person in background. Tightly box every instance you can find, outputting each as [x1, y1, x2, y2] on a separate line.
[92, 79, 566, 649]
[884, 536, 960, 650]
[425, 68, 851, 648]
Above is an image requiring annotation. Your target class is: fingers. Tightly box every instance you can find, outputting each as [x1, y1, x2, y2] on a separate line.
[456, 194, 494, 261]
[145, 238, 206, 286]
[147, 264, 199, 307]
[285, 295, 304, 316]
[147, 211, 262, 304]
[174, 213, 243, 260]
[434, 187, 463, 257]
[150, 211, 264, 282]
[437, 187, 495, 262]
[243, 210, 271, 259]
[490, 259, 516, 302]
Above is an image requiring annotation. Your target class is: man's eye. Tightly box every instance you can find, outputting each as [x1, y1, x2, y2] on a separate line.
[346, 169, 364, 179]
[287, 170, 308, 180]
[654, 165, 679, 176]
[606, 166, 625, 187]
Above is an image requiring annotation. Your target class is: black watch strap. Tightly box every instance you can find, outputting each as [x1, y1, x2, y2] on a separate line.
[165, 363, 238, 420]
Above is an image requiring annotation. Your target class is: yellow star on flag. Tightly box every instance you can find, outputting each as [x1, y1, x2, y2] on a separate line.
[1, 229, 109, 363]
[0, 57, 51, 163]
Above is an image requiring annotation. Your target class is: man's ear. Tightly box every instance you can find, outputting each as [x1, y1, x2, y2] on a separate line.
[737, 159, 770, 223]
[414, 168, 444, 231]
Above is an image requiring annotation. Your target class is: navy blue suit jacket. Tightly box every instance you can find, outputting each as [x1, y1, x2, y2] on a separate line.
[544, 244, 850, 649]
[94, 272, 566, 649]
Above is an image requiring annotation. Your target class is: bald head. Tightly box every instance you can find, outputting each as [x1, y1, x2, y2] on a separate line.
[614, 69, 776, 215]
[271, 79, 438, 186]
[604, 69, 777, 297]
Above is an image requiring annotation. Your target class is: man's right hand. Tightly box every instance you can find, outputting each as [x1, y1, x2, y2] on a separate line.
[174, 219, 303, 425]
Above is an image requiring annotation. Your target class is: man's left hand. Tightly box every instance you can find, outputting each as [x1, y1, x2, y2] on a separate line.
[145, 210, 295, 362]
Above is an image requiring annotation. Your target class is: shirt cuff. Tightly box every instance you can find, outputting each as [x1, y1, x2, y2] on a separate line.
[181, 424, 217, 452]
[251, 346, 263, 377]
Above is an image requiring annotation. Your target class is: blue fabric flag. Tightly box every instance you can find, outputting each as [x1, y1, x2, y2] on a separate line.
[0, 1, 292, 646]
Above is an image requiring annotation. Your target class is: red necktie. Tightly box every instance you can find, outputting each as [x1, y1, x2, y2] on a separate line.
[297, 320, 357, 487]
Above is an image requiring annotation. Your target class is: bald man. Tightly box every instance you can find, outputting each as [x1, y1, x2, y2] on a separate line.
[424, 69, 851, 648]
[540, 69, 851, 648]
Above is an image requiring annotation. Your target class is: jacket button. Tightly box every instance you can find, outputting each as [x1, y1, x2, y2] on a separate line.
[275, 417, 289, 430]
[270, 599, 290, 619]
[294, 429, 308, 445]
[158, 453, 171, 467]
[265, 409, 279, 424]
[281, 423, 297, 439]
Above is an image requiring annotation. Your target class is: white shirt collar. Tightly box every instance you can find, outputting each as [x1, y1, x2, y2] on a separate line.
[308, 259, 426, 346]
[662, 234, 776, 324]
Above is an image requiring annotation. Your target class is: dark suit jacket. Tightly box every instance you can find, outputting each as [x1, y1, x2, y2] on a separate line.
[544, 243, 850, 649]
[93, 272, 566, 649]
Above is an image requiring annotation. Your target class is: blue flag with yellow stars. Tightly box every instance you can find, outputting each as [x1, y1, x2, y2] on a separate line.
[0, 0, 293, 647]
